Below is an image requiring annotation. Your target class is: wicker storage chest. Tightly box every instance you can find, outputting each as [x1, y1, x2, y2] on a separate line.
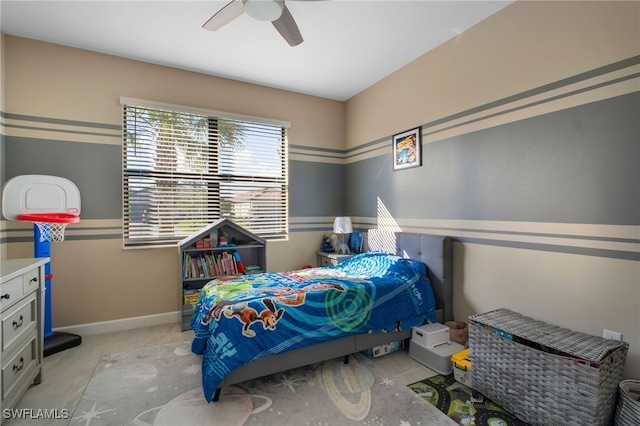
[469, 309, 629, 426]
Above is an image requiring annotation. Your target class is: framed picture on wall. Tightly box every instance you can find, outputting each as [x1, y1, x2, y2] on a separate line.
[392, 127, 422, 170]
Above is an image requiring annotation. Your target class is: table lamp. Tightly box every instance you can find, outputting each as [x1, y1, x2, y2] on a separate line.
[333, 216, 353, 254]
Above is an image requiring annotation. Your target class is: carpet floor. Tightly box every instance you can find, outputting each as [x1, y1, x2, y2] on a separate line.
[70, 341, 454, 425]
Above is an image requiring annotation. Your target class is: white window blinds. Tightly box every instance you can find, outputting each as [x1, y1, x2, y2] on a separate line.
[121, 100, 289, 248]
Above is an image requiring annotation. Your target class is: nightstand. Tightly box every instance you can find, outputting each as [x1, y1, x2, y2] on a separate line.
[317, 251, 354, 267]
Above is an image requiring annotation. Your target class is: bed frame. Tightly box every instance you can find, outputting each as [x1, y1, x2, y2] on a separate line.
[211, 232, 452, 401]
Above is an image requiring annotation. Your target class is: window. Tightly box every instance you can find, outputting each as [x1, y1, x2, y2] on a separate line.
[121, 98, 289, 248]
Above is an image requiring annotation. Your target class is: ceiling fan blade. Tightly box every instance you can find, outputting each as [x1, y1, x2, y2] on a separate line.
[203, 0, 244, 31]
[272, 4, 303, 46]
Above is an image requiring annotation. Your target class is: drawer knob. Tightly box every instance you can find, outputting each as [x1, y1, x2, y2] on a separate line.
[13, 315, 24, 329]
[1, 293, 9, 300]
[30, 277, 38, 283]
[13, 357, 24, 372]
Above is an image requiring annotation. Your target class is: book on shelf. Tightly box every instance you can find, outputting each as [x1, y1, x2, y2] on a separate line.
[183, 253, 190, 279]
[233, 251, 245, 273]
[191, 258, 199, 278]
[183, 250, 247, 279]
[183, 289, 200, 305]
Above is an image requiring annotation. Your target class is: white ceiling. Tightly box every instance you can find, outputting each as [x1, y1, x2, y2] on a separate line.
[0, 0, 513, 101]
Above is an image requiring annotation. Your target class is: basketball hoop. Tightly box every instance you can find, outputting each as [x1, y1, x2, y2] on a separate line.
[17, 213, 80, 242]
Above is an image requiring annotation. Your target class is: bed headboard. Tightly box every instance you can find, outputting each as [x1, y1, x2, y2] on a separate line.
[367, 230, 453, 323]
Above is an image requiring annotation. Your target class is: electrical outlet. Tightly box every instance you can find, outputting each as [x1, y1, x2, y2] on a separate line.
[603, 329, 622, 341]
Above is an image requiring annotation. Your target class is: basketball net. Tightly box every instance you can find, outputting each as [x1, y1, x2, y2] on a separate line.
[33, 221, 69, 242]
[17, 213, 79, 243]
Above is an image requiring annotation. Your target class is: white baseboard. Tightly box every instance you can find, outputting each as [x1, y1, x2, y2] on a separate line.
[53, 311, 181, 336]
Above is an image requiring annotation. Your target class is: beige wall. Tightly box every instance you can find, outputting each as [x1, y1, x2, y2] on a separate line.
[346, 1, 639, 147]
[3, 36, 344, 326]
[5, 37, 344, 151]
[345, 1, 639, 379]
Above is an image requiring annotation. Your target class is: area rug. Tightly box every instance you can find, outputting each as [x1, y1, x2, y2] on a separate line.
[408, 374, 529, 426]
[70, 341, 454, 425]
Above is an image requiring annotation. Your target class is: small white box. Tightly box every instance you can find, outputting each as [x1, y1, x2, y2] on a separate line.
[409, 339, 464, 375]
[412, 323, 450, 348]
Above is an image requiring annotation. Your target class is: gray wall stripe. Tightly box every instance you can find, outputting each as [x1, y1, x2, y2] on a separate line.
[423, 72, 640, 140]
[454, 237, 640, 261]
[5, 113, 121, 130]
[289, 144, 342, 154]
[345, 136, 389, 155]
[405, 226, 639, 245]
[4, 123, 120, 138]
[420, 55, 640, 133]
[2, 234, 121, 244]
[290, 153, 344, 161]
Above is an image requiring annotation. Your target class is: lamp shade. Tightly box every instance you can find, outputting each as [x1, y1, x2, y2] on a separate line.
[333, 216, 353, 233]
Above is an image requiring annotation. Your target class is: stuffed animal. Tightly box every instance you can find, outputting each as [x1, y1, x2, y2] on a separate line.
[320, 235, 334, 252]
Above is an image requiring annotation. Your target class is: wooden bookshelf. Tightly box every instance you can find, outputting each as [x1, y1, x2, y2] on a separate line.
[177, 218, 266, 331]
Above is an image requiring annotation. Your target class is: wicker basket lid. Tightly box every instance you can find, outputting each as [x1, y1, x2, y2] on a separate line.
[469, 308, 629, 363]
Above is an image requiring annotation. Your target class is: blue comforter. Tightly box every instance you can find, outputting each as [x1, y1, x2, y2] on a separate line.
[191, 252, 436, 402]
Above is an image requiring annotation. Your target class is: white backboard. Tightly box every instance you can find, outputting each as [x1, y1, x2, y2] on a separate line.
[2, 175, 81, 221]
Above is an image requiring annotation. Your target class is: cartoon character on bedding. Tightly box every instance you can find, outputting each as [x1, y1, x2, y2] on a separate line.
[200, 282, 347, 336]
[223, 298, 284, 337]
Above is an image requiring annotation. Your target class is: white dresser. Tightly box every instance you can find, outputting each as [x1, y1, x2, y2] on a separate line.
[1, 258, 47, 422]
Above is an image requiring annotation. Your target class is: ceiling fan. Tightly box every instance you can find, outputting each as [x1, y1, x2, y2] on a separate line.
[203, 0, 323, 47]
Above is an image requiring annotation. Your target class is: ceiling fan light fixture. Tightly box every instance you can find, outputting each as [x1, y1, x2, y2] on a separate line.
[243, 0, 284, 22]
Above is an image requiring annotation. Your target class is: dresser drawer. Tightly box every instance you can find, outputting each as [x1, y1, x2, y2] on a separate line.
[317, 252, 354, 267]
[22, 268, 41, 295]
[2, 335, 37, 399]
[2, 295, 37, 352]
[0, 276, 23, 311]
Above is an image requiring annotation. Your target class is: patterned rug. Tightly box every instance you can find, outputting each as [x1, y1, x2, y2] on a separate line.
[408, 374, 529, 426]
[70, 342, 454, 425]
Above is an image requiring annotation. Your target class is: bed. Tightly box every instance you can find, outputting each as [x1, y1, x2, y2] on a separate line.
[190, 231, 452, 402]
